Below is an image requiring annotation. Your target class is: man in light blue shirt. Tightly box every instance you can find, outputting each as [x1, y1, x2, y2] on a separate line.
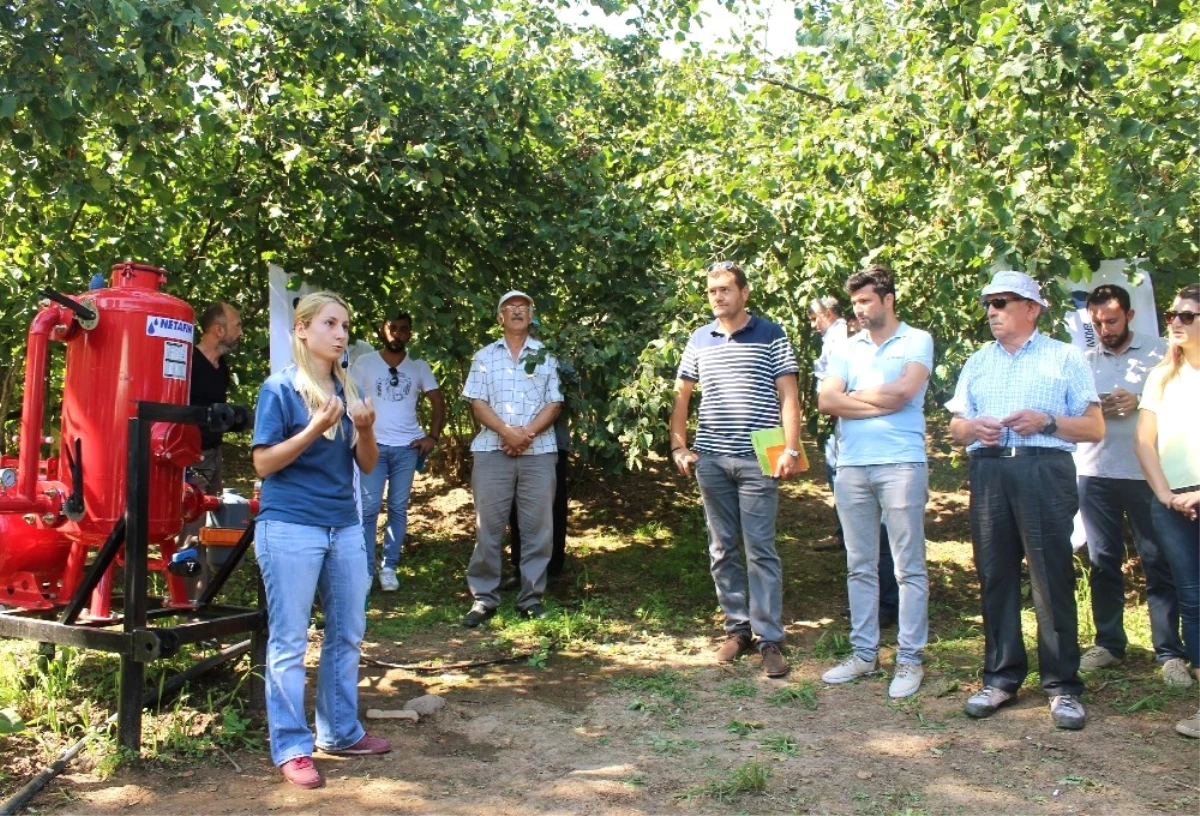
[818, 265, 933, 699]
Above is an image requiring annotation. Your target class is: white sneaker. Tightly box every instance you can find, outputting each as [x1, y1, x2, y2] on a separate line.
[1177, 709, 1200, 739]
[1162, 658, 1195, 687]
[889, 662, 924, 698]
[379, 570, 399, 592]
[821, 654, 881, 684]
[1079, 645, 1121, 670]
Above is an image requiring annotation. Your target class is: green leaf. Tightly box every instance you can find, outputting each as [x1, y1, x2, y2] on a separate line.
[0, 708, 25, 734]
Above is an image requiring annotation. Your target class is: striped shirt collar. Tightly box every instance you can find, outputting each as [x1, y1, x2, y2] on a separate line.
[707, 312, 760, 339]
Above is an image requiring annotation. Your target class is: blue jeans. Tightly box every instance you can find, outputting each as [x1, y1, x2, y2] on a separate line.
[695, 454, 784, 646]
[834, 463, 929, 665]
[1079, 476, 1184, 662]
[827, 463, 898, 619]
[1151, 495, 1200, 667]
[256, 520, 370, 766]
[360, 444, 419, 575]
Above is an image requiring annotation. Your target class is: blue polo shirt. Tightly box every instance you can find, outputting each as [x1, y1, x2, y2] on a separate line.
[677, 314, 799, 457]
[828, 323, 933, 466]
[252, 366, 359, 528]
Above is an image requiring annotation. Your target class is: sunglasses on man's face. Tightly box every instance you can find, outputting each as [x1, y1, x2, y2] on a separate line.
[1164, 310, 1198, 326]
[980, 296, 1028, 311]
[388, 366, 399, 387]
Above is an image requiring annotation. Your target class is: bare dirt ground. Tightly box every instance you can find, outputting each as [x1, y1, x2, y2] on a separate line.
[8, 450, 1200, 815]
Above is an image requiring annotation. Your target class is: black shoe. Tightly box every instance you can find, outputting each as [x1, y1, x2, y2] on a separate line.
[520, 602, 547, 620]
[499, 575, 521, 591]
[462, 603, 497, 628]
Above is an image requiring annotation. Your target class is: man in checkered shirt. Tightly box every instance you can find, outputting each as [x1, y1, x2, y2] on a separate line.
[947, 270, 1104, 731]
[460, 290, 563, 627]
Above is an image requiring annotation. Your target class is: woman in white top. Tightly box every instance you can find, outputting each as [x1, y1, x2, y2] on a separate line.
[1135, 282, 1200, 739]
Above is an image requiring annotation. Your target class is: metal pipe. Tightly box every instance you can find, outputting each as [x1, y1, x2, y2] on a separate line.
[0, 305, 67, 513]
[0, 639, 252, 816]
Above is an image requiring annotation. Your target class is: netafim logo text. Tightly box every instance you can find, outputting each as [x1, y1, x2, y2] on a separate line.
[146, 316, 195, 344]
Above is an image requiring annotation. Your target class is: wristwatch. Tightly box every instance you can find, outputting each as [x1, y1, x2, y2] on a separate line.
[1043, 414, 1058, 436]
[784, 448, 801, 459]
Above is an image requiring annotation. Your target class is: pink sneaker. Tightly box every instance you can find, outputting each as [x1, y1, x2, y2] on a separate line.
[280, 756, 323, 789]
[323, 733, 391, 755]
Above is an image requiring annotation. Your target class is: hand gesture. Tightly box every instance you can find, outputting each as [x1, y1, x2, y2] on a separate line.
[412, 435, 437, 455]
[309, 394, 345, 436]
[1103, 387, 1137, 418]
[970, 416, 1004, 446]
[672, 447, 699, 477]
[348, 397, 375, 431]
[1000, 409, 1047, 438]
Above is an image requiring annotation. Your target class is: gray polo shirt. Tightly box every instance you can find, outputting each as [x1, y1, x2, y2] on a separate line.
[1073, 332, 1166, 480]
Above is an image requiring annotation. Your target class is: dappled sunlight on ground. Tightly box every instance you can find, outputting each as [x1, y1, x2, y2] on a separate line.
[6, 443, 1197, 814]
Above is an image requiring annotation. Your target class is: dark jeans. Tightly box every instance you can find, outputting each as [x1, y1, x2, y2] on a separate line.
[1079, 476, 1185, 662]
[829, 464, 898, 619]
[509, 450, 569, 578]
[969, 451, 1083, 697]
[1150, 489, 1200, 668]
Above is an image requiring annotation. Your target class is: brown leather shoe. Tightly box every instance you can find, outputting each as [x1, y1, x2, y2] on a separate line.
[760, 643, 789, 678]
[716, 633, 753, 664]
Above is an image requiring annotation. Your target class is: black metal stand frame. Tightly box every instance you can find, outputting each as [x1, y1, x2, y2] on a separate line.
[0, 401, 266, 750]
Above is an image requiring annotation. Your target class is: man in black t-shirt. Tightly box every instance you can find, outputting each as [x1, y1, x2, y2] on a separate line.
[180, 302, 245, 599]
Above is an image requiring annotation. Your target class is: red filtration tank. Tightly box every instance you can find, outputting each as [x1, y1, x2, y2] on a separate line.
[0, 262, 202, 616]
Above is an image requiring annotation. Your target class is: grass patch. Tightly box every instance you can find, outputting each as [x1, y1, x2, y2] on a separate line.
[725, 719, 764, 737]
[718, 679, 758, 698]
[811, 631, 852, 660]
[611, 670, 693, 707]
[636, 733, 700, 756]
[758, 732, 799, 757]
[768, 681, 818, 710]
[676, 760, 771, 801]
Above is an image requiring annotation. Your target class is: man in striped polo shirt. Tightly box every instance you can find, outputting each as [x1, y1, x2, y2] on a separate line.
[948, 270, 1104, 730]
[670, 260, 803, 678]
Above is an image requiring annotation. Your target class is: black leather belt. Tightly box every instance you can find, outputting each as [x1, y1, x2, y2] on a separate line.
[970, 447, 1069, 459]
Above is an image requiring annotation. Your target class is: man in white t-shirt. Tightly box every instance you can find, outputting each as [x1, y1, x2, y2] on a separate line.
[350, 312, 445, 591]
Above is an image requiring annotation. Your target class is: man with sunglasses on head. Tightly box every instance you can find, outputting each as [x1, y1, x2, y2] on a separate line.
[947, 270, 1104, 730]
[671, 260, 802, 678]
[461, 291, 562, 626]
[1074, 285, 1189, 685]
[349, 312, 445, 591]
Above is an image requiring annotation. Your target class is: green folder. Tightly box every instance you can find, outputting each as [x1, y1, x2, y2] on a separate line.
[750, 427, 809, 476]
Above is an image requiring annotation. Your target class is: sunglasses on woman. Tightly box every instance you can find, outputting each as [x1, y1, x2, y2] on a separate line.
[1164, 310, 1197, 326]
